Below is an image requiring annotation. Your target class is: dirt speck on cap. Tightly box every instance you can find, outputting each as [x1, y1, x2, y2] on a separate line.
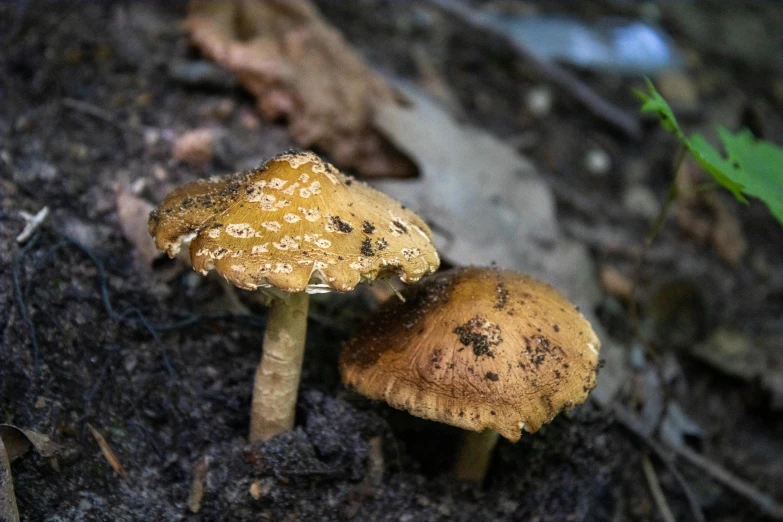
[362, 220, 376, 234]
[453, 315, 502, 358]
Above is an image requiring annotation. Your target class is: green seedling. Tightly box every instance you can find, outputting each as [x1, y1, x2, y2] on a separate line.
[636, 78, 783, 231]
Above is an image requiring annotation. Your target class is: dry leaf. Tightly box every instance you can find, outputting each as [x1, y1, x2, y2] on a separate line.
[0, 425, 64, 522]
[0, 425, 63, 462]
[0, 436, 19, 522]
[116, 190, 162, 268]
[600, 265, 634, 302]
[372, 86, 596, 305]
[677, 159, 748, 266]
[186, 0, 415, 178]
[88, 424, 127, 479]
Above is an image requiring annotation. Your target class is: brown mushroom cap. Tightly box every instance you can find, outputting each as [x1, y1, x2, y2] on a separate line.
[149, 151, 439, 293]
[339, 267, 600, 441]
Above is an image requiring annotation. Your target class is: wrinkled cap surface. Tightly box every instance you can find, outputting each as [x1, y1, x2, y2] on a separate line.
[340, 267, 600, 441]
[149, 151, 439, 293]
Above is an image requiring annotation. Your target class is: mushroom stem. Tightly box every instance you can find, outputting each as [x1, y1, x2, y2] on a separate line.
[249, 292, 310, 442]
[452, 429, 500, 482]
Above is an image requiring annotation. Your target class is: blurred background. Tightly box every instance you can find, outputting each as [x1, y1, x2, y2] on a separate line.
[1, 2, 782, 521]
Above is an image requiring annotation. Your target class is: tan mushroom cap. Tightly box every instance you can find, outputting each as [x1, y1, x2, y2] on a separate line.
[148, 151, 439, 293]
[339, 267, 600, 442]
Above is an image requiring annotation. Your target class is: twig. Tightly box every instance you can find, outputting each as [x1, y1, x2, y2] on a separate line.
[87, 423, 127, 479]
[642, 453, 676, 522]
[61, 98, 146, 135]
[16, 207, 49, 243]
[675, 444, 783, 519]
[187, 456, 211, 513]
[614, 402, 783, 520]
[426, 0, 641, 138]
[663, 458, 707, 522]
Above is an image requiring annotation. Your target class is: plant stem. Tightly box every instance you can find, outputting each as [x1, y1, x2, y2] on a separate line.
[645, 146, 686, 247]
[452, 429, 500, 482]
[629, 146, 687, 331]
[249, 292, 310, 442]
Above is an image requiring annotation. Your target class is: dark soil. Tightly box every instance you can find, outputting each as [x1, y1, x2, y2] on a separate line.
[1, 2, 782, 521]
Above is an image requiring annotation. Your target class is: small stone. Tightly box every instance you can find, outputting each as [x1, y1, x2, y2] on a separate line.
[525, 86, 553, 117]
[152, 164, 168, 181]
[124, 354, 138, 373]
[173, 129, 216, 167]
[599, 265, 634, 302]
[239, 108, 261, 130]
[584, 148, 611, 176]
[629, 342, 647, 370]
[622, 185, 661, 220]
[144, 128, 161, 147]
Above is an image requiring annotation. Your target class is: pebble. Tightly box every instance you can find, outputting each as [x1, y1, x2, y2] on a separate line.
[584, 148, 611, 176]
[173, 129, 216, 167]
[622, 185, 661, 220]
[525, 86, 553, 117]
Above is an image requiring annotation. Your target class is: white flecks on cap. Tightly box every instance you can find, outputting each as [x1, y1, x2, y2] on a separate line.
[300, 207, 320, 222]
[225, 223, 257, 238]
[272, 236, 299, 251]
[274, 263, 293, 274]
[261, 221, 281, 232]
[267, 177, 287, 190]
[282, 182, 300, 196]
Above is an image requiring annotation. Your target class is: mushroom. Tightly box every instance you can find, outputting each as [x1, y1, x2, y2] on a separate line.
[339, 266, 600, 482]
[148, 151, 440, 441]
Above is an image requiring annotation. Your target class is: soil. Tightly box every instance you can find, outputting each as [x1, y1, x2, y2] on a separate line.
[1, 2, 782, 521]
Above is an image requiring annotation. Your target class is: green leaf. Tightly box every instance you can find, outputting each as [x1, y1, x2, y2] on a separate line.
[635, 78, 685, 140]
[687, 133, 747, 203]
[719, 127, 783, 224]
[639, 79, 783, 226]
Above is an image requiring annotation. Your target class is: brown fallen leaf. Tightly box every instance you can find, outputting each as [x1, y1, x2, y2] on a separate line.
[676, 159, 747, 266]
[186, 0, 415, 178]
[0, 425, 65, 522]
[599, 265, 634, 302]
[116, 190, 162, 269]
[87, 424, 127, 479]
[0, 425, 64, 462]
[0, 436, 19, 522]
